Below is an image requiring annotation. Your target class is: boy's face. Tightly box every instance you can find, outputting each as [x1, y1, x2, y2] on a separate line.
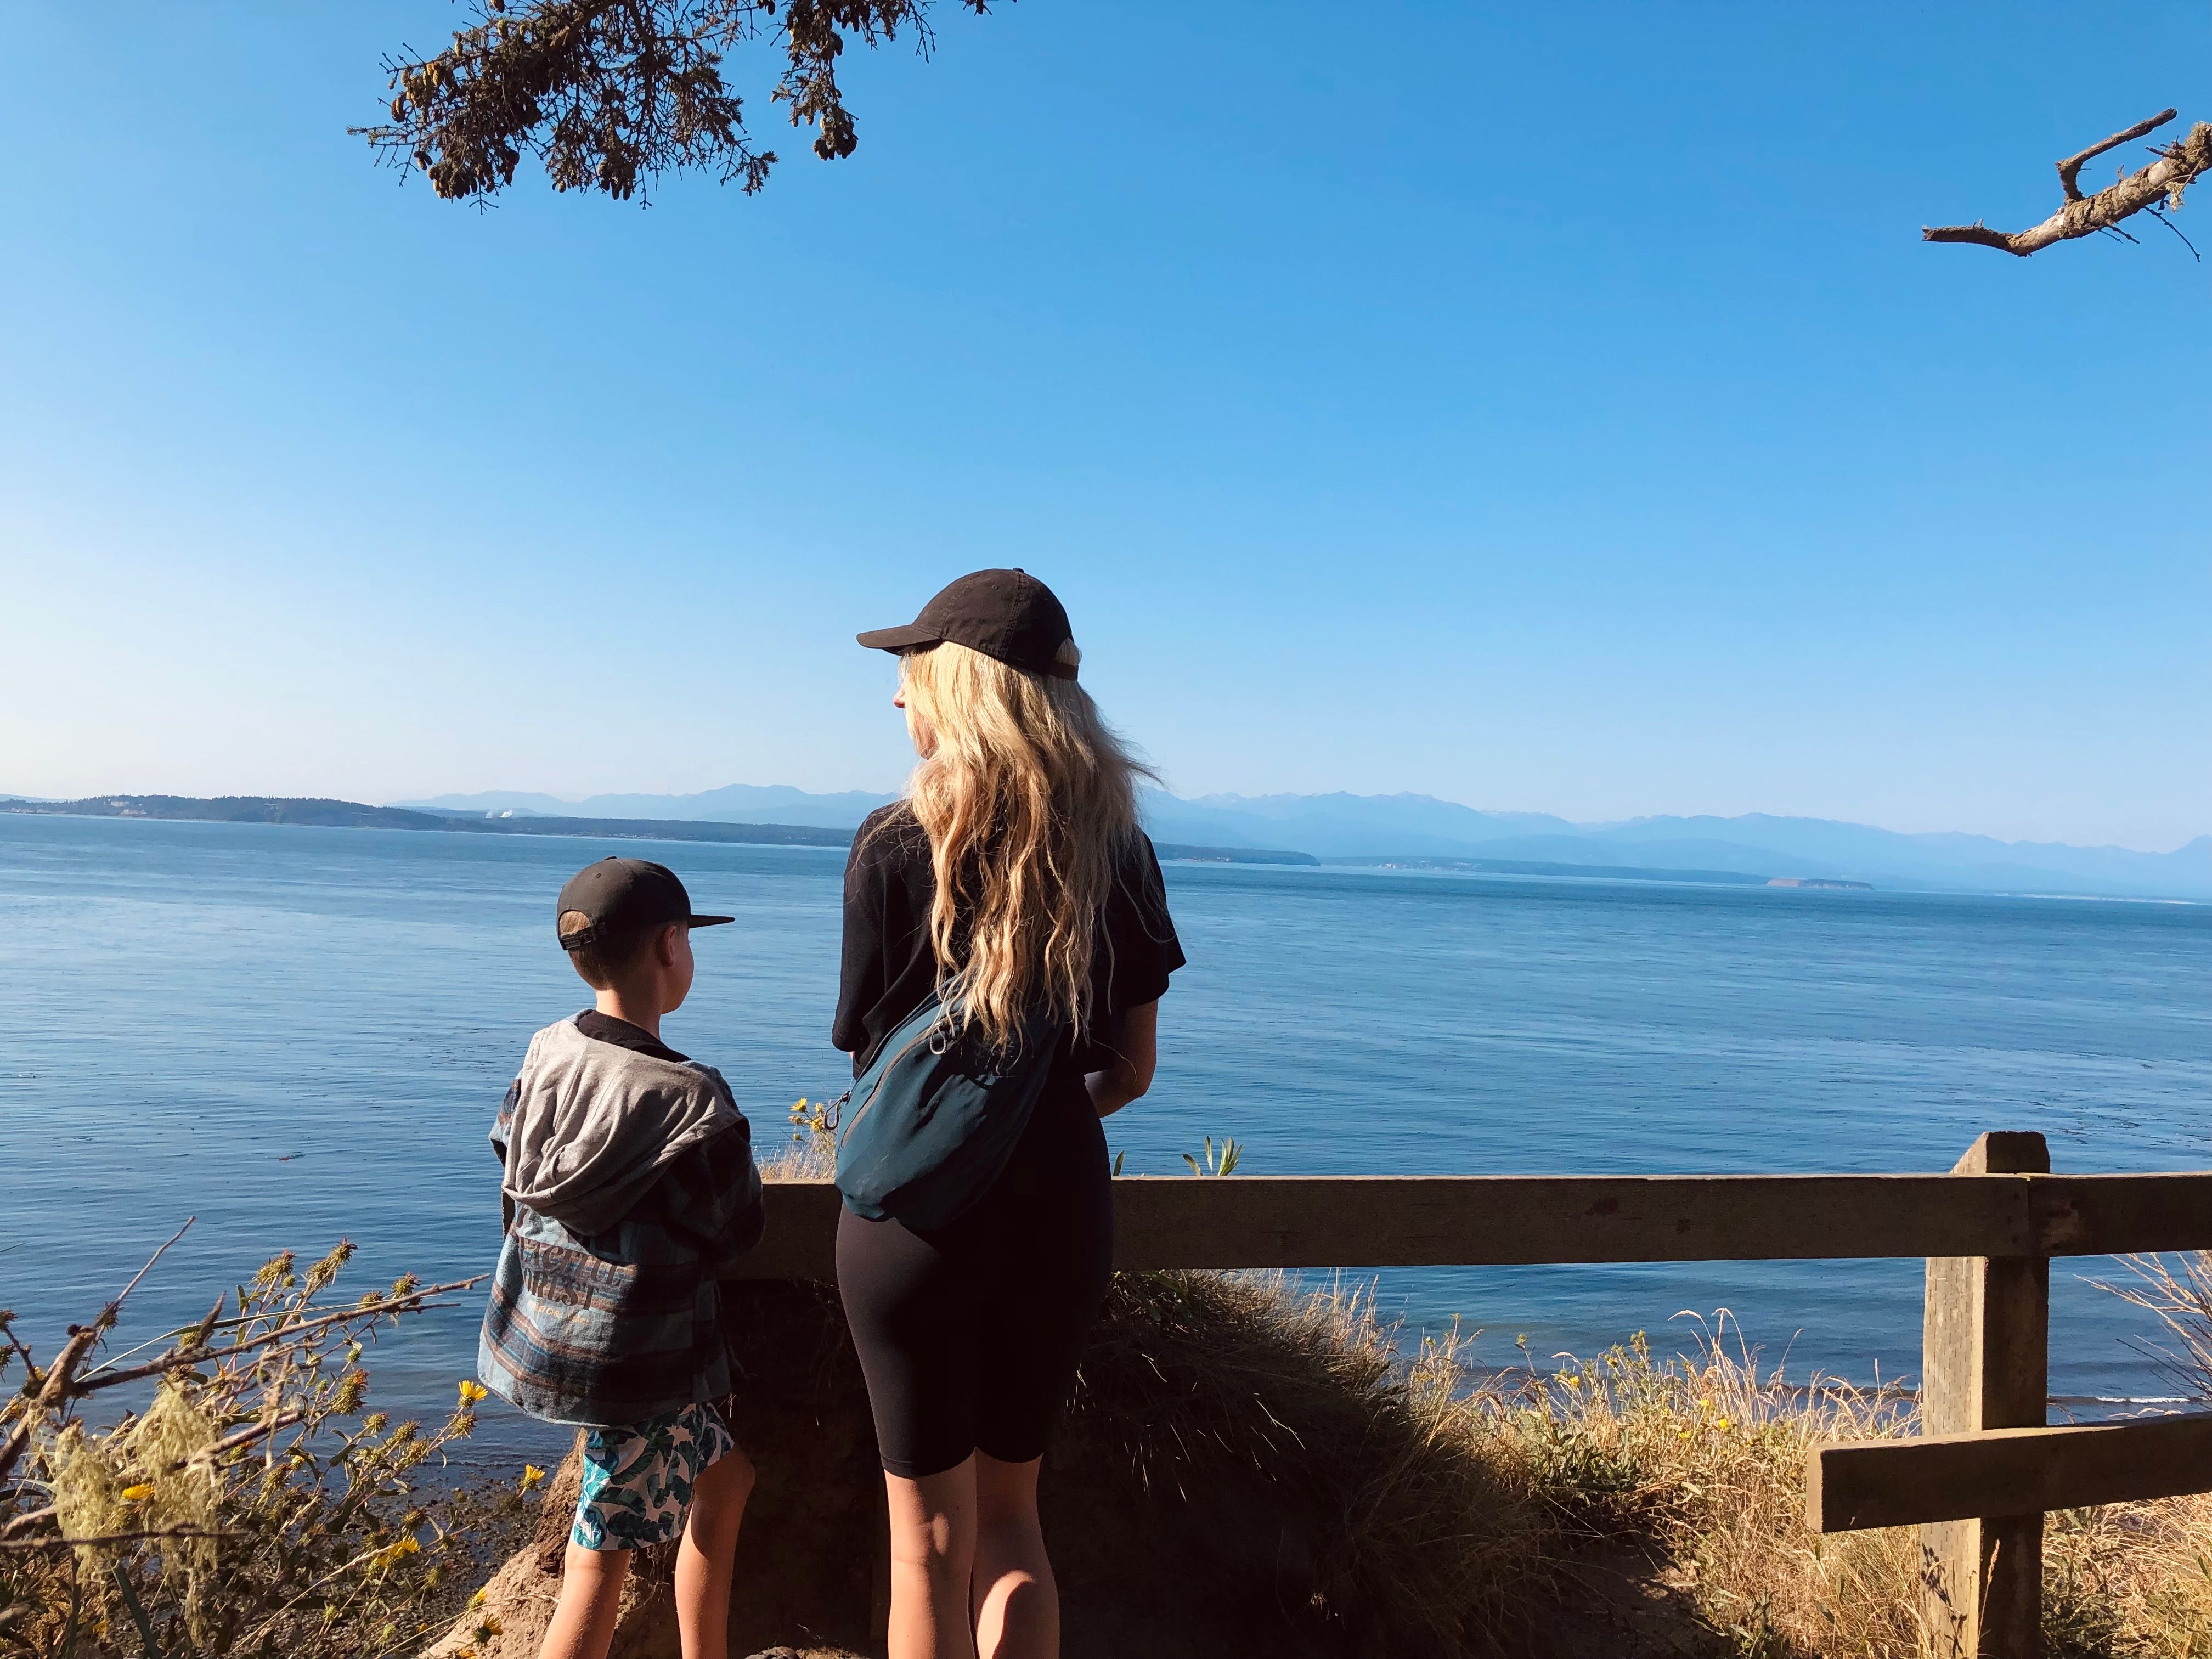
[660, 922, 696, 1013]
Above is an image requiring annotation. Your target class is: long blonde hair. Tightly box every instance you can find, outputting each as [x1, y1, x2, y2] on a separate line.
[895, 639, 1154, 1049]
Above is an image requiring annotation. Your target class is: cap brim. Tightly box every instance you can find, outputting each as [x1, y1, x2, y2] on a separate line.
[687, 915, 736, 929]
[855, 624, 940, 653]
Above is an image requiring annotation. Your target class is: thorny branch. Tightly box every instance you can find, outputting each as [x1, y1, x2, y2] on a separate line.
[1926, 108, 2212, 256]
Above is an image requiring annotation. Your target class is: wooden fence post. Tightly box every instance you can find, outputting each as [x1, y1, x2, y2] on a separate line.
[1921, 1131, 2050, 1659]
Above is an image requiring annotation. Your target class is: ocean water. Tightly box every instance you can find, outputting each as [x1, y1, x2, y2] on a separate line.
[3, 813, 2208, 1467]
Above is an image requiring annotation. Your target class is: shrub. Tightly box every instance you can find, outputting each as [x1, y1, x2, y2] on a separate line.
[0, 1231, 538, 1658]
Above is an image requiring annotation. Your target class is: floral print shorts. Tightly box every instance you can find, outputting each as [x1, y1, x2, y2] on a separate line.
[571, 1400, 734, 1551]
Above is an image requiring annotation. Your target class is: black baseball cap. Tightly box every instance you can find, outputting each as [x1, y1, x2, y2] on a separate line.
[856, 568, 1079, 681]
[555, 857, 733, 949]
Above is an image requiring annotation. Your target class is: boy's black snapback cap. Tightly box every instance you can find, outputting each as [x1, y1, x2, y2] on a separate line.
[856, 567, 1078, 680]
[556, 857, 733, 949]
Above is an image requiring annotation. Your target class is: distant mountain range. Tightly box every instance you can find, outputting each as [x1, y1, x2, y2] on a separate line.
[400, 783, 894, 832]
[0, 794, 850, 846]
[0, 795, 1316, 869]
[393, 786, 2212, 900]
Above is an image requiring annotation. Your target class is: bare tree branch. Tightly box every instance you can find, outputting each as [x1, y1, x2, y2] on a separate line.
[2057, 108, 2177, 200]
[71, 1278, 481, 1398]
[0, 1222, 191, 1488]
[2145, 206, 2203, 261]
[105, 1220, 196, 1314]
[1926, 110, 2212, 256]
[0, 1327, 99, 1487]
[0, 1526, 241, 1555]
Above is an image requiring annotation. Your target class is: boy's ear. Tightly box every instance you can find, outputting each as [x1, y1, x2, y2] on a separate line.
[655, 921, 685, 968]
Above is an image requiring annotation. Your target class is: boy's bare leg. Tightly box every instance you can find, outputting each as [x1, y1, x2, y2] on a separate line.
[538, 1545, 630, 1659]
[970, 1452, 1056, 1659]
[674, 1444, 757, 1659]
[884, 1459, 979, 1659]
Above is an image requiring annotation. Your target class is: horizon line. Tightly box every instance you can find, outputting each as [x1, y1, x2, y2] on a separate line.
[7, 783, 2201, 859]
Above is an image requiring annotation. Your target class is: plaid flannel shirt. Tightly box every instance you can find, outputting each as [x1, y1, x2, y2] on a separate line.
[478, 1063, 766, 1428]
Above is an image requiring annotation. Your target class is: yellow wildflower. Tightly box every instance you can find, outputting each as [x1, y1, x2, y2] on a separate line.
[120, 1483, 155, 1502]
[520, 1464, 547, 1491]
[456, 1379, 489, 1406]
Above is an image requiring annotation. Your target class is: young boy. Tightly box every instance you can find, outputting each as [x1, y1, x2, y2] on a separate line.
[479, 856, 768, 1659]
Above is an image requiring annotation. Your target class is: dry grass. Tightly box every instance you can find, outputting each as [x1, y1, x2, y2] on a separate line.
[1065, 1268, 1555, 1653]
[1090, 1272, 2212, 1658]
[762, 1098, 840, 1181]
[1503, 1316, 1928, 1656]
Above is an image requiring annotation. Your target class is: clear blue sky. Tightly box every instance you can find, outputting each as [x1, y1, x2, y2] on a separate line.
[3, 3, 2205, 848]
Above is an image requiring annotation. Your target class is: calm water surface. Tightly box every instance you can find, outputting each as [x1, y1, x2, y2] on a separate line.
[3, 815, 2207, 1464]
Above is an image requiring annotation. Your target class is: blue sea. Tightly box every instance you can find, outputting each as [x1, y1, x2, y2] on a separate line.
[4, 814, 2208, 1467]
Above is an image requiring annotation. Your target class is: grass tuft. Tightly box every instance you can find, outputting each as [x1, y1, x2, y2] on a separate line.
[1072, 1271, 2212, 1657]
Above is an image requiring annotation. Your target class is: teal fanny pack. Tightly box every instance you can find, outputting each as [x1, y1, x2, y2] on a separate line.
[833, 988, 1066, 1230]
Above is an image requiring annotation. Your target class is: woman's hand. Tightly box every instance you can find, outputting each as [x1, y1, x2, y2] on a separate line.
[1084, 1000, 1158, 1118]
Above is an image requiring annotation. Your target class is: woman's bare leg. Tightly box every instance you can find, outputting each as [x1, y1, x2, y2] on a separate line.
[884, 1459, 979, 1659]
[970, 1452, 1056, 1659]
[673, 1445, 756, 1659]
[538, 1545, 630, 1659]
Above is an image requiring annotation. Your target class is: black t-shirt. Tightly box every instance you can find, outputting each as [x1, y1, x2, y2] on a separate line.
[575, 1009, 690, 1064]
[833, 804, 1186, 1078]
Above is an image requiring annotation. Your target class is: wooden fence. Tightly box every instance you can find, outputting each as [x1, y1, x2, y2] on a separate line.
[733, 1130, 2212, 1659]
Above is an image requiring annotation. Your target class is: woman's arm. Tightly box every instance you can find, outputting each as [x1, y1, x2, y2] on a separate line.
[832, 831, 890, 1063]
[1085, 999, 1159, 1118]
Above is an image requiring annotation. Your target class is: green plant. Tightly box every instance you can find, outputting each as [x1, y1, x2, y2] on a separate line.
[1181, 1136, 1242, 1177]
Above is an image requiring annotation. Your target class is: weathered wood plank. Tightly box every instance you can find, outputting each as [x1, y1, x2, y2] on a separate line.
[1921, 1132, 2048, 1659]
[1810, 1414, 2212, 1533]
[1103, 1175, 2038, 1268]
[725, 1171, 2212, 1282]
[2032, 1173, 2212, 1256]
[733, 1173, 2040, 1279]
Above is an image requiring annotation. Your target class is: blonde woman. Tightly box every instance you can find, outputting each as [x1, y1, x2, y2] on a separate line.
[834, 570, 1184, 1659]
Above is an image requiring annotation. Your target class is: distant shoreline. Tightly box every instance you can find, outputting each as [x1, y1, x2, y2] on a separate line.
[1328, 854, 1779, 888]
[27, 798, 2212, 902]
[0, 795, 1318, 868]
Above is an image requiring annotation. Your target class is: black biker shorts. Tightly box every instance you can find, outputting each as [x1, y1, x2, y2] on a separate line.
[835, 1081, 1114, 1479]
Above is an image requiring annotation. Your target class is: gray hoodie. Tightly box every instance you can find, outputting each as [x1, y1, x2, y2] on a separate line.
[497, 1015, 741, 1237]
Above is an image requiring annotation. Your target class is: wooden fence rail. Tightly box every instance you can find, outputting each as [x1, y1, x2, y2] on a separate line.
[740, 1131, 2212, 1659]
[735, 1167, 2212, 1279]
